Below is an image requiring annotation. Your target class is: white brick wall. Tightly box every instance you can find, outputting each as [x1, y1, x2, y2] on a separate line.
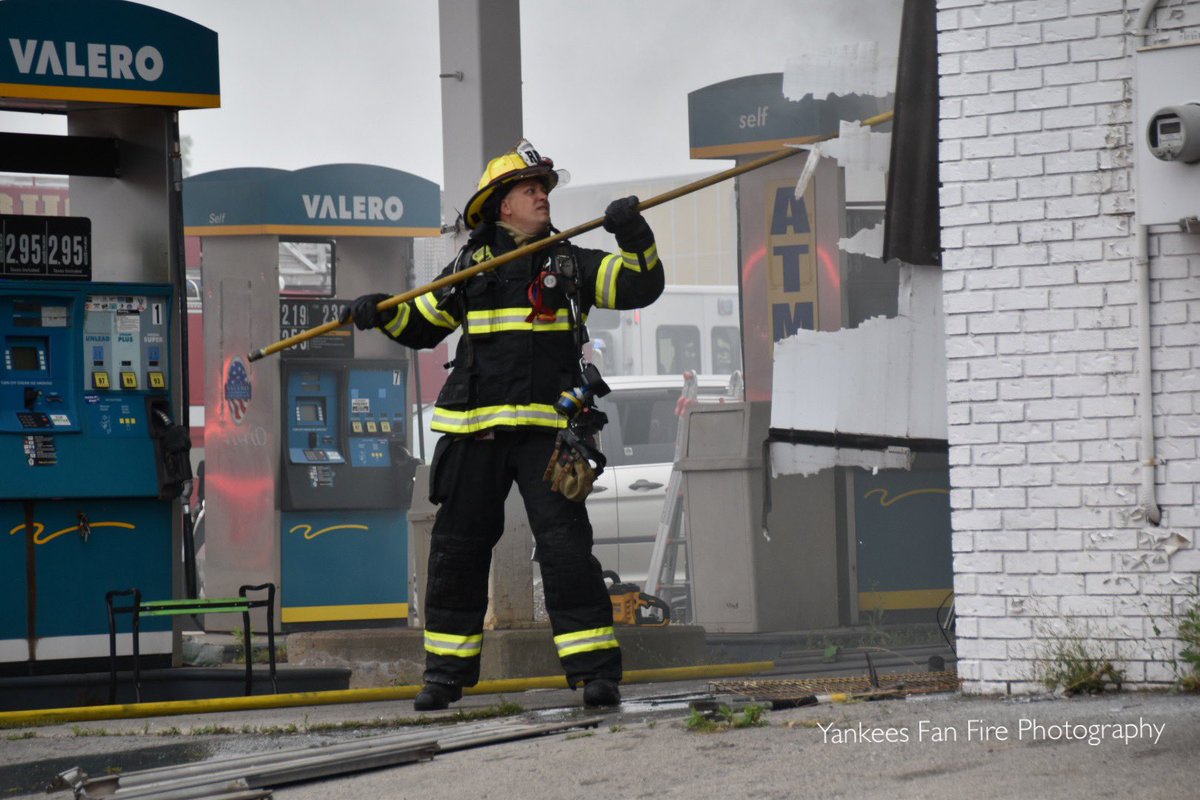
[938, 0, 1200, 693]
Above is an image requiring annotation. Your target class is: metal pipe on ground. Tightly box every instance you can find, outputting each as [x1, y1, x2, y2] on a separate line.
[78, 718, 593, 794]
[57, 718, 596, 800]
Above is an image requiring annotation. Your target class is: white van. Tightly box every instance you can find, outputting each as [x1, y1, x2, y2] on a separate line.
[584, 285, 741, 378]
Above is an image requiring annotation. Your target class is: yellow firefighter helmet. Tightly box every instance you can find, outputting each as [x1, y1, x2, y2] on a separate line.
[463, 139, 567, 229]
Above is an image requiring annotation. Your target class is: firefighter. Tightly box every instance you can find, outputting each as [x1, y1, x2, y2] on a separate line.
[342, 140, 664, 710]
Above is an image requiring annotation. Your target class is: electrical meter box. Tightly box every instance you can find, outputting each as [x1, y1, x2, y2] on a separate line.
[1134, 40, 1200, 226]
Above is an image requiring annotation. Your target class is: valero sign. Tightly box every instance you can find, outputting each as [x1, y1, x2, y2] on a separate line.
[184, 165, 441, 237]
[0, 0, 219, 109]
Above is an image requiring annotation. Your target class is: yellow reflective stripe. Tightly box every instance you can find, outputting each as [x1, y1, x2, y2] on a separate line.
[471, 245, 493, 263]
[594, 253, 621, 308]
[554, 626, 619, 659]
[465, 307, 572, 332]
[431, 403, 566, 434]
[621, 242, 659, 273]
[645, 242, 659, 269]
[383, 303, 411, 336]
[424, 630, 483, 658]
[415, 291, 458, 329]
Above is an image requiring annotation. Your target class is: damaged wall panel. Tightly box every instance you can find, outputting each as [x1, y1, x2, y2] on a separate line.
[769, 263, 947, 474]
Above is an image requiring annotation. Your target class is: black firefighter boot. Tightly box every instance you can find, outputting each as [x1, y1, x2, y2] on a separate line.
[414, 682, 463, 711]
[583, 679, 621, 708]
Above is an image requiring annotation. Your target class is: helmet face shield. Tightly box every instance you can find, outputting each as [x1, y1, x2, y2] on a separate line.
[465, 139, 567, 228]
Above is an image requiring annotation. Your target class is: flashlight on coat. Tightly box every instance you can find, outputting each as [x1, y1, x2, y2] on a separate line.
[554, 363, 610, 418]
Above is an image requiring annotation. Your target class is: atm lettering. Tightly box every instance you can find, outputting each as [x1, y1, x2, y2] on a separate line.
[774, 244, 809, 292]
[770, 188, 811, 235]
[8, 39, 163, 81]
[766, 182, 818, 340]
[773, 301, 814, 341]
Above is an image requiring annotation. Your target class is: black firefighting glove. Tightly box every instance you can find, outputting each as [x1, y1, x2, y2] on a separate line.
[602, 196, 654, 252]
[340, 293, 395, 330]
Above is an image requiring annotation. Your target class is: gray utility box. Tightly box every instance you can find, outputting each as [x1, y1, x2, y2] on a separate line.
[681, 401, 825, 633]
[1134, 40, 1200, 226]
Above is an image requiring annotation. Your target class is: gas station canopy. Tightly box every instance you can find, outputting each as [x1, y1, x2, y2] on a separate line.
[183, 165, 442, 238]
[0, 0, 219, 111]
[687, 73, 885, 159]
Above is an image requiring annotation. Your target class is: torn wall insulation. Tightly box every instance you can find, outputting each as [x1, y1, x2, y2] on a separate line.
[820, 121, 892, 171]
[769, 264, 946, 475]
[792, 121, 892, 198]
[783, 42, 898, 100]
[771, 442, 913, 479]
[882, 0, 941, 267]
[838, 221, 884, 258]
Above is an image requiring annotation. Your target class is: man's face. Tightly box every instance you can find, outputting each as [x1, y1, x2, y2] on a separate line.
[499, 178, 551, 235]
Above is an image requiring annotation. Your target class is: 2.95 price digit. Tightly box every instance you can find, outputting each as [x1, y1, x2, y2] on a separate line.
[46, 233, 85, 267]
[0, 220, 90, 273]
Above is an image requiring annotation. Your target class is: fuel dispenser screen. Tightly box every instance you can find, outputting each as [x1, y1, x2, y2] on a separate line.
[10, 344, 42, 371]
[296, 398, 324, 423]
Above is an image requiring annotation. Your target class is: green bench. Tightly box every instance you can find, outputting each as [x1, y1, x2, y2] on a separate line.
[106, 583, 277, 704]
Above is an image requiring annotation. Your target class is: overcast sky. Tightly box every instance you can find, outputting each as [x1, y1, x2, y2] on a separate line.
[2, 0, 901, 189]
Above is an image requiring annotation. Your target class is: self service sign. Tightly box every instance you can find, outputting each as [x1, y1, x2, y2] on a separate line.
[0, 0, 220, 109]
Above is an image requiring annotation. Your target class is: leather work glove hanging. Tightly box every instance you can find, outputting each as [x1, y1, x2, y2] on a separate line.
[543, 430, 601, 502]
[340, 293, 394, 330]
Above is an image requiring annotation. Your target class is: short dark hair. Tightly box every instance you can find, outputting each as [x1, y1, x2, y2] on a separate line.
[481, 185, 510, 222]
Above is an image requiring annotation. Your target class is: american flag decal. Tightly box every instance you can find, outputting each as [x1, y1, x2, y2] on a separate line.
[224, 357, 252, 425]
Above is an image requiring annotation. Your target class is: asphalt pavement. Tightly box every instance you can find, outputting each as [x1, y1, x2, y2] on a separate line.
[4, 677, 1198, 800]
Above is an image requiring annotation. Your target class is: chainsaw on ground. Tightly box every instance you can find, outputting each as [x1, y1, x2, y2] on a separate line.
[603, 570, 670, 626]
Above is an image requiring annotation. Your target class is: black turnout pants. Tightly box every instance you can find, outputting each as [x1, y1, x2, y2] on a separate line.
[422, 428, 622, 688]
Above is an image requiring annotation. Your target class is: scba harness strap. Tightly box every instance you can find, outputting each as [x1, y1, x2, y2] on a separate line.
[535, 242, 612, 502]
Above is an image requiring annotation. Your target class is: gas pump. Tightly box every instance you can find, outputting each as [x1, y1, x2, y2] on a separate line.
[0, 282, 182, 667]
[279, 357, 418, 625]
[0, 0, 219, 676]
[182, 164, 440, 629]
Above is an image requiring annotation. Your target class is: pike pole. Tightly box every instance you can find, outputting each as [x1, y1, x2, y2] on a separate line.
[247, 109, 894, 362]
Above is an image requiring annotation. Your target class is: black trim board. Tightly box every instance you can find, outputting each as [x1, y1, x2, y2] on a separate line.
[768, 428, 949, 453]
